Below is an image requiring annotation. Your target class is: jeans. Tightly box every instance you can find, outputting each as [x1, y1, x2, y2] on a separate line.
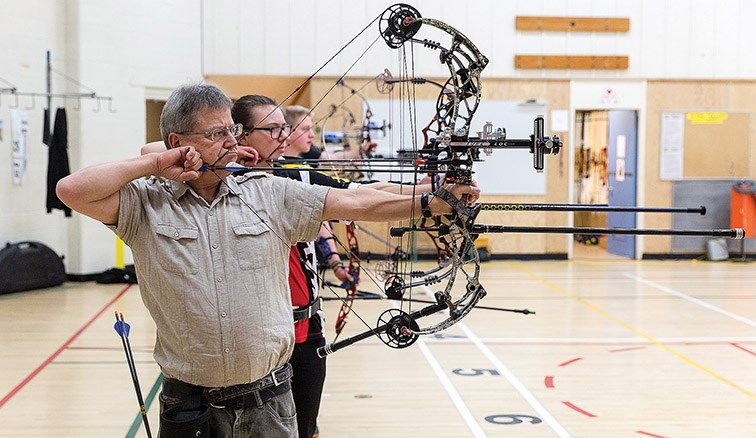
[159, 381, 298, 438]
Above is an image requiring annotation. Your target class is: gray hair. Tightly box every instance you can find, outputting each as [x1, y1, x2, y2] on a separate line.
[160, 83, 232, 146]
[283, 105, 311, 125]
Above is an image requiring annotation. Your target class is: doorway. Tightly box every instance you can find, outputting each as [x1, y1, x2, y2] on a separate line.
[146, 99, 165, 143]
[573, 109, 638, 259]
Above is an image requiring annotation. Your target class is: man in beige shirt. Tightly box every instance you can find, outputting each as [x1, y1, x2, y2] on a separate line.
[56, 83, 478, 438]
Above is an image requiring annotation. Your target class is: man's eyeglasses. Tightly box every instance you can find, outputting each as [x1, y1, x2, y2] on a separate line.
[176, 123, 244, 142]
[244, 124, 292, 140]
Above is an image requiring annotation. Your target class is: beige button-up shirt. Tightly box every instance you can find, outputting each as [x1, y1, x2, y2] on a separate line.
[111, 172, 329, 388]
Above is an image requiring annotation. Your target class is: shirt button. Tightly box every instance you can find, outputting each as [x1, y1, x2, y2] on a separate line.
[221, 311, 227, 317]
[224, 347, 230, 353]
[212, 243, 218, 249]
[209, 210, 214, 216]
[174, 231, 179, 238]
[217, 277, 223, 283]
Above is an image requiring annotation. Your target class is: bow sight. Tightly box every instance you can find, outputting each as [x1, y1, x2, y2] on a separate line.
[423, 115, 563, 178]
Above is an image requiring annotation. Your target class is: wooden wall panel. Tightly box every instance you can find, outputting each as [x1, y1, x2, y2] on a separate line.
[515, 55, 628, 70]
[205, 75, 311, 105]
[516, 16, 630, 32]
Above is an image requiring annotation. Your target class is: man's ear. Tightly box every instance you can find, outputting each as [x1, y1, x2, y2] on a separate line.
[166, 133, 181, 149]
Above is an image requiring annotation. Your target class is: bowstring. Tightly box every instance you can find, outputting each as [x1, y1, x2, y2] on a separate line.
[394, 39, 422, 318]
[251, 13, 381, 136]
[256, 33, 383, 167]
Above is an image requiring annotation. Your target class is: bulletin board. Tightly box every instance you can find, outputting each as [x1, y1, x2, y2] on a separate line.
[660, 111, 751, 180]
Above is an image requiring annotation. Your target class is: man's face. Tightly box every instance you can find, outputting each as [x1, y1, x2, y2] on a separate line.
[175, 108, 239, 168]
[287, 115, 315, 154]
[239, 106, 290, 161]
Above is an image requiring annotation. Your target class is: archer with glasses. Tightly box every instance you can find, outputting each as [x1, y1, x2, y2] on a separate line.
[106, 84, 476, 437]
[284, 104, 377, 167]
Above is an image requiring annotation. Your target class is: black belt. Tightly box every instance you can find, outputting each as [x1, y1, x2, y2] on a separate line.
[293, 298, 321, 321]
[163, 364, 293, 409]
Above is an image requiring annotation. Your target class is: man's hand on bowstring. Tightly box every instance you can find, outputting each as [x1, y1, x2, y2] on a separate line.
[237, 144, 261, 166]
[155, 146, 203, 181]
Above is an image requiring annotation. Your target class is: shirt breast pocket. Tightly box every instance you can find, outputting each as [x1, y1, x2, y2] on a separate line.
[233, 222, 273, 270]
[155, 223, 200, 274]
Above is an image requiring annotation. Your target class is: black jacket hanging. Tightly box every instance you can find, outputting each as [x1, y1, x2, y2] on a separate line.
[46, 107, 72, 216]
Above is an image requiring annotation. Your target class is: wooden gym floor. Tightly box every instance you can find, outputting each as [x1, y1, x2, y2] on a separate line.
[0, 258, 754, 437]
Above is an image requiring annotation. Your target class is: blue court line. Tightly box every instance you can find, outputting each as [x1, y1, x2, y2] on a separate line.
[125, 373, 163, 438]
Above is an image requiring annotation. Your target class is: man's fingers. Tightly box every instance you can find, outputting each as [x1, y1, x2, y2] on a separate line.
[237, 145, 260, 165]
[182, 146, 203, 171]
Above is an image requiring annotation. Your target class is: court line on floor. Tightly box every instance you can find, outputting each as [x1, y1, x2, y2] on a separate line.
[125, 373, 163, 438]
[456, 322, 572, 437]
[623, 272, 756, 328]
[417, 286, 570, 438]
[386, 292, 486, 437]
[416, 340, 487, 437]
[0, 284, 134, 409]
[509, 261, 755, 400]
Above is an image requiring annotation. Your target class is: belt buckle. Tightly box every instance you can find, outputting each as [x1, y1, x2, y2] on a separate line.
[207, 388, 226, 409]
[272, 368, 282, 386]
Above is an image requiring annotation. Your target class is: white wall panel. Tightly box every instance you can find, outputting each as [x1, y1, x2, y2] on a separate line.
[638, 0, 666, 78]
[201, 0, 755, 79]
[488, 1, 518, 77]
[663, 0, 692, 78]
[1, 0, 204, 274]
[0, 1, 72, 262]
[738, 0, 756, 77]
[712, 0, 741, 78]
[688, 0, 716, 79]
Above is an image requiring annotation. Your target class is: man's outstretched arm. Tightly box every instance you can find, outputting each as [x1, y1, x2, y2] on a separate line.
[321, 184, 479, 223]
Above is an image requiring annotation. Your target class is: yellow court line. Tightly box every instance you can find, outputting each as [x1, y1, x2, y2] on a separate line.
[507, 260, 755, 400]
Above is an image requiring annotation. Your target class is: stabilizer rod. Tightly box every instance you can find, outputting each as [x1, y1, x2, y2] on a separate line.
[391, 225, 745, 239]
[479, 203, 707, 215]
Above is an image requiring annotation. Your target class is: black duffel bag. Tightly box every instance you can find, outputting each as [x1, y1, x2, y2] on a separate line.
[0, 241, 66, 295]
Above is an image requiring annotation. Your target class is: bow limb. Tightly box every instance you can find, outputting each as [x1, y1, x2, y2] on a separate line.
[333, 222, 361, 340]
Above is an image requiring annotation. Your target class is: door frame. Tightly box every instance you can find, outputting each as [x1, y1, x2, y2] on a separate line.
[568, 80, 647, 260]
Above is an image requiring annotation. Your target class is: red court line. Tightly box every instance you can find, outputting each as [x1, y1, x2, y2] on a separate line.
[731, 342, 756, 356]
[0, 284, 133, 409]
[636, 430, 668, 438]
[562, 400, 596, 417]
[544, 376, 555, 388]
[558, 357, 583, 367]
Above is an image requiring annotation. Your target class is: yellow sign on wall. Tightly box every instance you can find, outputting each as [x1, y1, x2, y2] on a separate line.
[686, 112, 728, 124]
